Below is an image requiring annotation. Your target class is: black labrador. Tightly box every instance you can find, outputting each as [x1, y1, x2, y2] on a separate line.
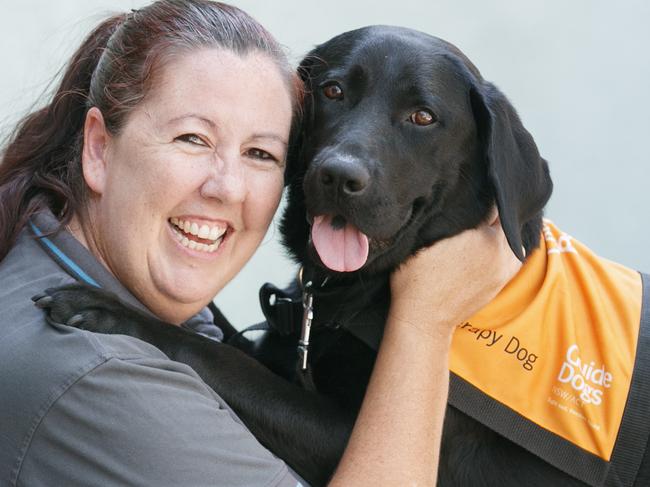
[35, 26, 643, 486]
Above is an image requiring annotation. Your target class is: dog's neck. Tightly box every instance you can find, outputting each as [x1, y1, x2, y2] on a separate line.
[289, 207, 546, 355]
[303, 263, 391, 351]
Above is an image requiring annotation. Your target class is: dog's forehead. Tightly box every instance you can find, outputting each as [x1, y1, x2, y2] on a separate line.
[310, 26, 481, 95]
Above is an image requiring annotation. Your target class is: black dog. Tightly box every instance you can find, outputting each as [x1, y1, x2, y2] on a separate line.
[36, 27, 649, 486]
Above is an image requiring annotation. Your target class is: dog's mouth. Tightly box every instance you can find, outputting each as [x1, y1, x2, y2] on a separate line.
[310, 198, 426, 273]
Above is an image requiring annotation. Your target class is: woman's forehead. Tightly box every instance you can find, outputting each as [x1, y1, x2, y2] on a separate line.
[140, 48, 293, 130]
[149, 48, 289, 101]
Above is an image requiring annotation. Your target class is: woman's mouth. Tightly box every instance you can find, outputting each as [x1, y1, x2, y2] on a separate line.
[168, 217, 227, 253]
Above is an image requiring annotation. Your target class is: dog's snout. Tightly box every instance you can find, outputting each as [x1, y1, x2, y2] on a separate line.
[318, 159, 370, 196]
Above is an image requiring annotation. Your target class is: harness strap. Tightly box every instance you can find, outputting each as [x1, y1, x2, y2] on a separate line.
[259, 282, 302, 336]
[605, 272, 650, 486]
[226, 321, 273, 345]
[207, 301, 239, 341]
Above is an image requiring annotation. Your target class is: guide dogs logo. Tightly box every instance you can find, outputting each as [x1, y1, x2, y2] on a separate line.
[543, 224, 577, 255]
[557, 344, 613, 406]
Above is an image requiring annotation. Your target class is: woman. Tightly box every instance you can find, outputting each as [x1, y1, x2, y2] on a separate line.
[0, 1, 520, 485]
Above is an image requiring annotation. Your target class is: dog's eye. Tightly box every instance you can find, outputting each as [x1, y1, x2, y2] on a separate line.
[409, 109, 436, 126]
[323, 83, 344, 100]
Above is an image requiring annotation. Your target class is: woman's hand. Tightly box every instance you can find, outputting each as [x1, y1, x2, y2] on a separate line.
[389, 208, 522, 340]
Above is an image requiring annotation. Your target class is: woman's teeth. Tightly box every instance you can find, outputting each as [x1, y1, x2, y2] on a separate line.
[169, 217, 227, 253]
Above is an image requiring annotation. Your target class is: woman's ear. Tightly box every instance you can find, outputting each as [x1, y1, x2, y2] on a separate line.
[81, 107, 110, 195]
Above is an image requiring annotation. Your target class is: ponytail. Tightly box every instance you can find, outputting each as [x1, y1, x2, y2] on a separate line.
[0, 15, 126, 261]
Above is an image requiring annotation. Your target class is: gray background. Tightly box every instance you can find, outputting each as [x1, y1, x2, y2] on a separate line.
[2, 1, 648, 328]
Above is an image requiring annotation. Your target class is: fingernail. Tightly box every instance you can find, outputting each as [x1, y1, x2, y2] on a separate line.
[34, 296, 53, 308]
[68, 314, 84, 326]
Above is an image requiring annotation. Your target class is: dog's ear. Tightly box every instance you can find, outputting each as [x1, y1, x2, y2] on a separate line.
[280, 54, 320, 262]
[469, 82, 553, 260]
[284, 54, 319, 187]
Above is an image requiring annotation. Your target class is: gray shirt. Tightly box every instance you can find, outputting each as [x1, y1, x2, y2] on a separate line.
[0, 212, 303, 487]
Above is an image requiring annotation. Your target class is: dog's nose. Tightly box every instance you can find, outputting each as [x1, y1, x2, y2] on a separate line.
[318, 159, 370, 196]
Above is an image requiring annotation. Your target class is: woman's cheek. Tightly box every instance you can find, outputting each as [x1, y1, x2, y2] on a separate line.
[251, 170, 283, 220]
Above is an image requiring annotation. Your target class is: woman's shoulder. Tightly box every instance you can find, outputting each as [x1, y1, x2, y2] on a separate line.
[7, 350, 297, 487]
[0, 226, 178, 377]
[0, 291, 291, 487]
[0, 229, 175, 382]
[0, 232, 224, 482]
[0, 233, 207, 415]
[0, 316, 294, 486]
[0, 228, 297, 487]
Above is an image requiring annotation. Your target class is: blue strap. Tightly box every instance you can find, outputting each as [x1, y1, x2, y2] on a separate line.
[605, 272, 650, 486]
[29, 221, 100, 288]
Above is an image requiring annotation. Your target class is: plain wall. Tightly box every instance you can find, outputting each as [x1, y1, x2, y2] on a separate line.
[1, 1, 648, 329]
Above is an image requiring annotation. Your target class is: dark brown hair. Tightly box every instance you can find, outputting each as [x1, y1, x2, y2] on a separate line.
[0, 0, 302, 261]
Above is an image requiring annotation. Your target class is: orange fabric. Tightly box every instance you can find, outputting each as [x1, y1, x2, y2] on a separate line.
[450, 220, 642, 460]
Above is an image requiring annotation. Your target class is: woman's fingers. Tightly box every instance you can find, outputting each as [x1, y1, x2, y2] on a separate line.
[389, 214, 522, 334]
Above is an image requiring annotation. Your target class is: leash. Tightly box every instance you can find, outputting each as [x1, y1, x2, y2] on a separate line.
[298, 284, 314, 370]
[296, 266, 330, 371]
[235, 266, 330, 380]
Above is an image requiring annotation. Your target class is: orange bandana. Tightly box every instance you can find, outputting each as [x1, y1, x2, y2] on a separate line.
[450, 220, 642, 460]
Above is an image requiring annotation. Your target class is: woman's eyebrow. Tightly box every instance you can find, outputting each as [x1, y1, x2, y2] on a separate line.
[247, 133, 288, 148]
[165, 116, 287, 147]
[167, 113, 216, 128]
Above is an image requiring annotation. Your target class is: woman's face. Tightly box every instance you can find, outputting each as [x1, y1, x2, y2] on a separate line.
[82, 48, 292, 323]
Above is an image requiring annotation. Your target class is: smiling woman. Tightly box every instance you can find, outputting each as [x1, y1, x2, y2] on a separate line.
[0, 2, 307, 485]
[72, 48, 292, 324]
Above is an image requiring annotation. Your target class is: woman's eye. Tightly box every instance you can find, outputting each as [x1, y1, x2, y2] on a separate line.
[408, 109, 437, 126]
[247, 148, 276, 161]
[322, 82, 344, 100]
[176, 134, 208, 146]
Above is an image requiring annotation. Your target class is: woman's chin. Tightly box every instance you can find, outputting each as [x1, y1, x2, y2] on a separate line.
[145, 269, 219, 323]
[147, 295, 207, 325]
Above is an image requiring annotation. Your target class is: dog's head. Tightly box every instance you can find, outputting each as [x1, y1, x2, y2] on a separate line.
[281, 26, 552, 276]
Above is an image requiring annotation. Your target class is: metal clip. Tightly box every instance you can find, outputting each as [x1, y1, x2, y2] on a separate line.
[298, 284, 314, 370]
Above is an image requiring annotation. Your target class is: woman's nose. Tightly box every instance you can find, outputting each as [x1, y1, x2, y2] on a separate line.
[199, 155, 247, 204]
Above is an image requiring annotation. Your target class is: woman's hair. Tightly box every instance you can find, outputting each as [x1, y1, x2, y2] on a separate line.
[0, 0, 302, 261]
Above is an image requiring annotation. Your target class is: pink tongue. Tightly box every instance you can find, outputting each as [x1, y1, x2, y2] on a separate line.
[311, 215, 369, 272]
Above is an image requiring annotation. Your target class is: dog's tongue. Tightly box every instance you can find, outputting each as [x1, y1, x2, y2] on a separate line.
[311, 215, 369, 272]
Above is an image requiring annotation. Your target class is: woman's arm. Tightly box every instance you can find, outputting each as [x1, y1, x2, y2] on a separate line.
[330, 213, 522, 485]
